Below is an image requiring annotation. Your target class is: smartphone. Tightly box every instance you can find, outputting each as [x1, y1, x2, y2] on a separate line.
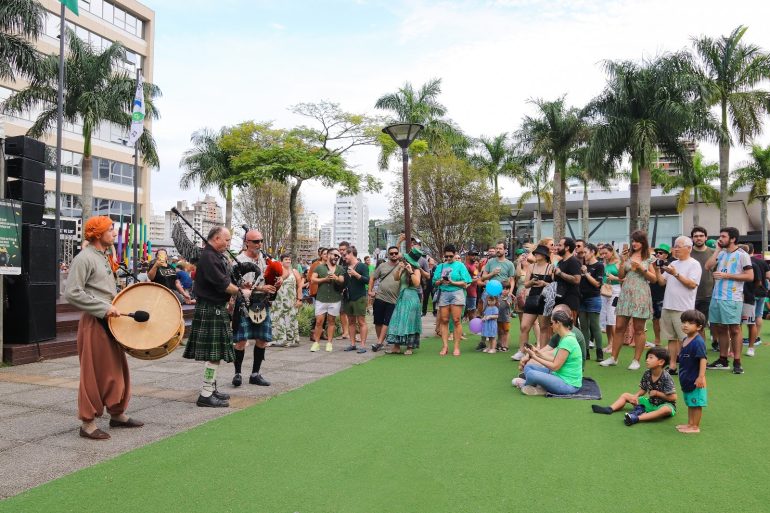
[524, 342, 533, 350]
[622, 243, 629, 254]
[441, 268, 451, 281]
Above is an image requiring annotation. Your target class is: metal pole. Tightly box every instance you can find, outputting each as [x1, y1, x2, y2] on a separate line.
[54, 2, 66, 297]
[132, 68, 140, 275]
[0, 132, 5, 359]
[402, 146, 411, 252]
[762, 197, 768, 254]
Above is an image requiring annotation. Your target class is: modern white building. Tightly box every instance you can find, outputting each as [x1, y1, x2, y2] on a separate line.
[148, 212, 166, 242]
[318, 222, 333, 248]
[297, 211, 318, 239]
[333, 192, 368, 253]
[165, 195, 223, 241]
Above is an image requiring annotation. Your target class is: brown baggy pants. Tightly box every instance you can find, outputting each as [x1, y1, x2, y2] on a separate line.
[77, 313, 131, 422]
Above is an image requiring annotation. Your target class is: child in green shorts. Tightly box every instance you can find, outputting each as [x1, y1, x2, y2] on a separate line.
[591, 346, 677, 425]
[676, 309, 708, 434]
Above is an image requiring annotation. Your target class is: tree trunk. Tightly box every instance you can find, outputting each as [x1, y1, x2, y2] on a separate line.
[81, 130, 93, 221]
[494, 175, 499, 197]
[536, 196, 542, 242]
[552, 160, 564, 240]
[719, 101, 730, 229]
[628, 157, 639, 233]
[693, 188, 700, 227]
[225, 185, 233, 230]
[582, 183, 589, 242]
[638, 164, 652, 234]
[288, 179, 303, 260]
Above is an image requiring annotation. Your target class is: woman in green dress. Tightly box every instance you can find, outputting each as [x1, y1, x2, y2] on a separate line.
[385, 248, 425, 355]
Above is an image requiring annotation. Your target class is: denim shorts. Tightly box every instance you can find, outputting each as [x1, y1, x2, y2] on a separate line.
[756, 298, 766, 320]
[465, 296, 477, 312]
[579, 295, 603, 314]
[437, 289, 466, 307]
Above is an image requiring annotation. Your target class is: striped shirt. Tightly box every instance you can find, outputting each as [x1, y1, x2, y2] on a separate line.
[713, 249, 752, 302]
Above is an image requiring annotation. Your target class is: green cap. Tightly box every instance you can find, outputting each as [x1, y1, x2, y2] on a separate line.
[515, 249, 526, 255]
[705, 239, 717, 249]
[654, 243, 671, 254]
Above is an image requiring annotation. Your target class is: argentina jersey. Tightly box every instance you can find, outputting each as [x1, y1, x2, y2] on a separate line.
[713, 249, 750, 301]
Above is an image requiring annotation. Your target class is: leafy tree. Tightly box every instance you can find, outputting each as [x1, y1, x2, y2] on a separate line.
[657, 151, 720, 226]
[566, 143, 613, 241]
[234, 181, 297, 253]
[0, 0, 45, 82]
[730, 144, 770, 251]
[515, 161, 553, 242]
[516, 97, 584, 240]
[586, 55, 715, 233]
[291, 101, 380, 156]
[469, 133, 521, 196]
[2, 29, 160, 221]
[179, 127, 238, 228]
[692, 25, 770, 227]
[220, 121, 381, 258]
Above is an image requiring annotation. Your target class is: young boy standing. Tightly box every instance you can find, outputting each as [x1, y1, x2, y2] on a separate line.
[677, 309, 708, 434]
[591, 346, 677, 426]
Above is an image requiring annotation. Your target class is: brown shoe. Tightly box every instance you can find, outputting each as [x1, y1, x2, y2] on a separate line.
[79, 427, 111, 440]
[109, 418, 144, 428]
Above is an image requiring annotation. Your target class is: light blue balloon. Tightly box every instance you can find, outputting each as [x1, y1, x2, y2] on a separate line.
[486, 280, 503, 297]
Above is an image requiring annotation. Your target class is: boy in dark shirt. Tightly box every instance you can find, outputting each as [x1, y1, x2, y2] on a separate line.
[591, 346, 677, 426]
[677, 309, 708, 434]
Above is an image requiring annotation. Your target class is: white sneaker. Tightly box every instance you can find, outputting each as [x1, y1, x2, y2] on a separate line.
[747, 347, 756, 357]
[512, 351, 525, 361]
[645, 342, 655, 348]
[628, 359, 641, 370]
[512, 377, 525, 388]
[599, 357, 617, 367]
[589, 341, 595, 349]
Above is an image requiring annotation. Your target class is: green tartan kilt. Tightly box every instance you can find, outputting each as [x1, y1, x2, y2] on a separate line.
[183, 301, 235, 362]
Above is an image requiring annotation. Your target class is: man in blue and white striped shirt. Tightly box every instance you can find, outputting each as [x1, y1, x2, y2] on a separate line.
[705, 227, 754, 374]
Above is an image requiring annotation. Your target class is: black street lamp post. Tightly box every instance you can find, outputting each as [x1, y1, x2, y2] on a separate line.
[382, 123, 423, 252]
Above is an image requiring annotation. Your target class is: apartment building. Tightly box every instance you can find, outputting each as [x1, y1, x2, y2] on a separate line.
[333, 192, 368, 253]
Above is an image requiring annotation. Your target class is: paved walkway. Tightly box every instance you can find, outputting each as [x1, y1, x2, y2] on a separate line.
[0, 314, 441, 499]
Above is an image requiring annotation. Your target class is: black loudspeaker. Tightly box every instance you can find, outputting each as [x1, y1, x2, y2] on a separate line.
[21, 224, 57, 282]
[7, 178, 45, 205]
[6, 157, 45, 183]
[16, 201, 43, 225]
[3, 279, 56, 343]
[4, 135, 46, 163]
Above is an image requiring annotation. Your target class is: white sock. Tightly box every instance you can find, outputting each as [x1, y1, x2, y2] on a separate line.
[201, 361, 219, 397]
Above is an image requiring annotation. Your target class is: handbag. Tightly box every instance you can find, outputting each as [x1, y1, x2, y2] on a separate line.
[516, 287, 529, 310]
[600, 283, 613, 297]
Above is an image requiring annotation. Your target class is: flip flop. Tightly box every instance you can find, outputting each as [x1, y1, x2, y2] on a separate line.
[439, 348, 448, 356]
[453, 349, 461, 357]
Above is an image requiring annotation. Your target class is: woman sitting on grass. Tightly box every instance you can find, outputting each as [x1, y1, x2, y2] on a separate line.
[512, 310, 584, 396]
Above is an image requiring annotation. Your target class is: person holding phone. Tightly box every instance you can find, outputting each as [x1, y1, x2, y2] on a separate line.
[599, 244, 622, 355]
[433, 244, 472, 356]
[148, 249, 193, 304]
[384, 248, 425, 355]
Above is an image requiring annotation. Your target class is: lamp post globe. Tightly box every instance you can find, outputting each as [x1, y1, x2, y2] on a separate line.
[382, 123, 423, 251]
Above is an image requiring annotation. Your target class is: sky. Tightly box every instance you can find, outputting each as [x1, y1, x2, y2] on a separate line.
[147, 0, 770, 226]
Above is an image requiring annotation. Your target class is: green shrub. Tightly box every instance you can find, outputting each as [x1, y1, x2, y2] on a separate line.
[297, 304, 342, 337]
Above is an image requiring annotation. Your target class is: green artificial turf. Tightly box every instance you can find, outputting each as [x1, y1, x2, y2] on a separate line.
[4, 321, 770, 513]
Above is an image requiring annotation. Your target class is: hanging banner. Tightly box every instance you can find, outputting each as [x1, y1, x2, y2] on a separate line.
[0, 199, 22, 275]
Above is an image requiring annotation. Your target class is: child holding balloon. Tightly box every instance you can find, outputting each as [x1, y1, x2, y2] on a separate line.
[481, 295, 500, 353]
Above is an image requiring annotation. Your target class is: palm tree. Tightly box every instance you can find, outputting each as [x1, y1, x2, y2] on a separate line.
[586, 55, 715, 233]
[730, 144, 770, 251]
[0, 0, 45, 82]
[2, 29, 161, 221]
[469, 133, 521, 196]
[179, 127, 237, 229]
[374, 78, 467, 168]
[515, 161, 553, 242]
[657, 151, 720, 227]
[692, 25, 770, 228]
[516, 97, 584, 240]
[566, 144, 613, 241]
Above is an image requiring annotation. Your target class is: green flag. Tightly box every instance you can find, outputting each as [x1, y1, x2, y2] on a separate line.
[59, 0, 79, 15]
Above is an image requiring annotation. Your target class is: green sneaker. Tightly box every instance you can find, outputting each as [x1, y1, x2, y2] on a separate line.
[310, 342, 320, 352]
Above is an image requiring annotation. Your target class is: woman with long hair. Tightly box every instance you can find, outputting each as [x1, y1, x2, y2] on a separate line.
[513, 244, 554, 361]
[599, 244, 622, 354]
[578, 243, 605, 360]
[271, 254, 304, 347]
[600, 231, 656, 370]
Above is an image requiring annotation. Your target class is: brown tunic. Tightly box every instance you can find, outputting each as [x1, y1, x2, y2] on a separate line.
[64, 246, 131, 421]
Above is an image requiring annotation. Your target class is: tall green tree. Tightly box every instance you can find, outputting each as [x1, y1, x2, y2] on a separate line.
[586, 55, 714, 233]
[0, 0, 45, 82]
[2, 29, 160, 221]
[220, 122, 381, 258]
[730, 144, 770, 251]
[374, 78, 467, 168]
[179, 127, 237, 229]
[515, 161, 553, 242]
[469, 133, 521, 196]
[692, 25, 770, 228]
[516, 97, 584, 240]
[657, 151, 720, 227]
[566, 144, 613, 241]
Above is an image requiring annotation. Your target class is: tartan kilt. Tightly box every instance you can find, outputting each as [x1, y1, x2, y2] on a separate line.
[234, 300, 273, 342]
[183, 301, 235, 362]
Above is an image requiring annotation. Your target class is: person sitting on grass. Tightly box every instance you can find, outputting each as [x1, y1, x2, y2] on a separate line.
[677, 309, 708, 434]
[511, 310, 583, 396]
[516, 304, 586, 371]
[481, 295, 500, 353]
[591, 346, 677, 426]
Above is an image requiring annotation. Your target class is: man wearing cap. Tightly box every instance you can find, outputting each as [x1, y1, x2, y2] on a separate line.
[65, 216, 143, 440]
[369, 246, 401, 352]
[653, 236, 702, 373]
[649, 243, 674, 347]
[385, 247, 425, 354]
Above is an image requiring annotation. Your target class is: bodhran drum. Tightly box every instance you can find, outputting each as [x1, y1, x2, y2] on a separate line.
[108, 282, 185, 360]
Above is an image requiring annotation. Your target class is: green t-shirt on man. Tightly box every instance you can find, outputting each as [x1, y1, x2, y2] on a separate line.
[315, 264, 344, 303]
[484, 258, 516, 287]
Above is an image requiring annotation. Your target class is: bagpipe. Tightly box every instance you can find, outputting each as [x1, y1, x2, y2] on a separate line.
[240, 225, 284, 324]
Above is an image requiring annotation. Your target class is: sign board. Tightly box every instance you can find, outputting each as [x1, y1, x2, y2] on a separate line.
[0, 199, 22, 275]
[41, 216, 82, 240]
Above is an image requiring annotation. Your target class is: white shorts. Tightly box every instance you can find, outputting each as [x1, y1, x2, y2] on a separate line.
[741, 303, 756, 325]
[315, 301, 341, 317]
[600, 284, 621, 327]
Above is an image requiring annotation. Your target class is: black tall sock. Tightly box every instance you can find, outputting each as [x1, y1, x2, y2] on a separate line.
[234, 349, 245, 374]
[252, 346, 265, 375]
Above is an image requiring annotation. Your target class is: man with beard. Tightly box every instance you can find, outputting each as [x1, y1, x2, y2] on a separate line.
[369, 246, 401, 352]
[690, 226, 715, 344]
[554, 237, 582, 321]
[481, 242, 516, 351]
[705, 227, 754, 374]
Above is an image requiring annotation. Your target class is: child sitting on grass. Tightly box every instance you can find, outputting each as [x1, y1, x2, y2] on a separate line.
[591, 346, 677, 426]
[676, 309, 708, 434]
[481, 295, 499, 353]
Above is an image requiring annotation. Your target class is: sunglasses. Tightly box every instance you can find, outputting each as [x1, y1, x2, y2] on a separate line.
[247, 239, 263, 244]
[388, 252, 399, 256]
[329, 254, 340, 259]
[443, 255, 453, 260]
[655, 251, 667, 255]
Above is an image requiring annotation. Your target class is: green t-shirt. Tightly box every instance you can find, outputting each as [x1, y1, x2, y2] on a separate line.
[344, 261, 370, 302]
[314, 264, 344, 303]
[552, 333, 584, 388]
[484, 258, 516, 287]
[433, 261, 472, 292]
[548, 327, 586, 362]
[603, 262, 620, 285]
